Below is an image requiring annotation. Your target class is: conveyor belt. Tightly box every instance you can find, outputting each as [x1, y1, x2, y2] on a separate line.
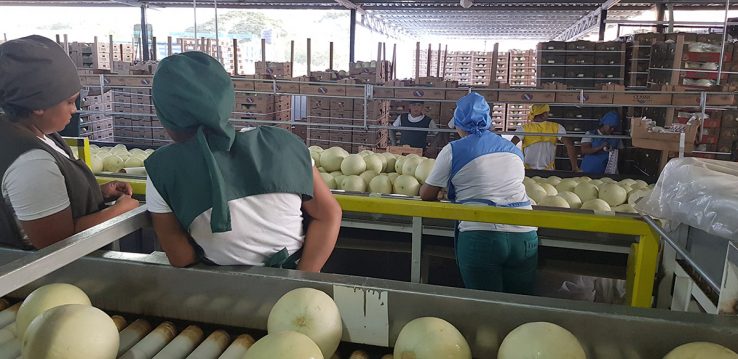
[2, 249, 738, 359]
[0, 299, 390, 359]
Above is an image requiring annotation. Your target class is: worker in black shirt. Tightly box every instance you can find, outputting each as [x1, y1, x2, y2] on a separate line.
[389, 101, 438, 149]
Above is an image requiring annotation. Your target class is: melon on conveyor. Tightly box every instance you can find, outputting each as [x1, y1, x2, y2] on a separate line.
[16, 283, 90, 341]
[267, 288, 342, 358]
[22, 304, 119, 359]
[663, 342, 738, 359]
[244, 331, 324, 359]
[498, 322, 586, 359]
[393, 317, 471, 359]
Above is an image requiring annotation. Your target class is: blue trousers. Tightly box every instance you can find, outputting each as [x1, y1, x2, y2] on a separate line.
[455, 230, 538, 295]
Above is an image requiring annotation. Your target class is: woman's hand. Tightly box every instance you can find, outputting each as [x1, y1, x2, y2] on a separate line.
[113, 194, 140, 212]
[100, 181, 133, 201]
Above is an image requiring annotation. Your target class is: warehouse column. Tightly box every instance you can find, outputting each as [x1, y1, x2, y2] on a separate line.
[655, 3, 666, 33]
[598, 9, 608, 41]
[140, 3, 150, 61]
[349, 9, 356, 64]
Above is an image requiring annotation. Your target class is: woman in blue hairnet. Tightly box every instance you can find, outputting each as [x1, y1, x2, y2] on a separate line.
[580, 111, 623, 174]
[419, 93, 538, 295]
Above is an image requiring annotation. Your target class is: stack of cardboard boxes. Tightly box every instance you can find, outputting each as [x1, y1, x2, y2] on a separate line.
[80, 90, 114, 141]
[68, 41, 110, 71]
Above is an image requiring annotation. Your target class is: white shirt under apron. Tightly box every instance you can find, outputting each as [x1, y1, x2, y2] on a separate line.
[424, 143, 537, 233]
[146, 177, 306, 266]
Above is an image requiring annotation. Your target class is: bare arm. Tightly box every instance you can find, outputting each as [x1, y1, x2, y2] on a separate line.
[20, 197, 139, 249]
[150, 212, 198, 268]
[299, 167, 342, 272]
[561, 137, 580, 171]
[420, 184, 442, 201]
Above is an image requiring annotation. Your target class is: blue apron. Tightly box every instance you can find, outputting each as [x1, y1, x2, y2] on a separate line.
[581, 130, 620, 174]
[447, 131, 530, 207]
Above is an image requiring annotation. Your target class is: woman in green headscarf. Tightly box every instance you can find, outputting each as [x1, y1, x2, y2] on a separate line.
[144, 52, 341, 271]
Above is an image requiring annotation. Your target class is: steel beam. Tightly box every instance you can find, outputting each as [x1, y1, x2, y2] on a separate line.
[555, 0, 621, 41]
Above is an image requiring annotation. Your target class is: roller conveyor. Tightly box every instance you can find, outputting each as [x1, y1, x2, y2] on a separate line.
[1, 245, 738, 359]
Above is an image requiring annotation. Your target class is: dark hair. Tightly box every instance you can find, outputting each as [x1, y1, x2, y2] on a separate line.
[0, 103, 32, 122]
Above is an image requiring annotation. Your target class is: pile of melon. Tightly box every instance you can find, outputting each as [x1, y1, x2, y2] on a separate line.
[523, 175, 655, 214]
[88, 144, 153, 174]
[14, 283, 119, 358]
[311, 146, 435, 197]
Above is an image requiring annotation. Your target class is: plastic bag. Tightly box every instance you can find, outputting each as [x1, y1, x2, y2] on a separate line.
[636, 158, 738, 240]
[556, 277, 596, 302]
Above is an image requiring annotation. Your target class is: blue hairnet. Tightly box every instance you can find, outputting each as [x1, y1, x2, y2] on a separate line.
[599, 111, 620, 128]
[452, 92, 491, 136]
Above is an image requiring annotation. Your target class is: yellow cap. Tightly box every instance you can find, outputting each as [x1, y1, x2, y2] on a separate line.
[528, 104, 551, 120]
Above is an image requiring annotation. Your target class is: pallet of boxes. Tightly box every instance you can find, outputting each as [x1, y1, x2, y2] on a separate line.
[79, 89, 114, 142]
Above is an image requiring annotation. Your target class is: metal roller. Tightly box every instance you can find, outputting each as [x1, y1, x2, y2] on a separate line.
[120, 321, 178, 359]
[185, 329, 230, 359]
[153, 325, 204, 359]
[217, 334, 254, 359]
[118, 319, 153, 356]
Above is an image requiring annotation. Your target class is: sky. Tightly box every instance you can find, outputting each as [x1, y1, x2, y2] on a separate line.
[1, 6, 735, 78]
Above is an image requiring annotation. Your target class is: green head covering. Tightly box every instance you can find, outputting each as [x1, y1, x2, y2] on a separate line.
[0, 35, 81, 110]
[152, 51, 236, 232]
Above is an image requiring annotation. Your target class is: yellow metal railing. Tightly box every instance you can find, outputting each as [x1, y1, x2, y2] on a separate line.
[334, 195, 660, 308]
[96, 181, 658, 307]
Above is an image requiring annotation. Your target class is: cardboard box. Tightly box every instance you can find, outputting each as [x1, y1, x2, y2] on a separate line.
[309, 98, 331, 111]
[498, 89, 554, 103]
[445, 89, 468, 101]
[345, 84, 366, 97]
[372, 86, 395, 98]
[671, 89, 736, 107]
[722, 111, 738, 128]
[612, 87, 671, 106]
[393, 88, 446, 100]
[232, 78, 256, 91]
[255, 81, 301, 94]
[630, 117, 698, 152]
[329, 110, 354, 119]
[299, 83, 346, 96]
[555, 90, 613, 104]
[330, 99, 354, 111]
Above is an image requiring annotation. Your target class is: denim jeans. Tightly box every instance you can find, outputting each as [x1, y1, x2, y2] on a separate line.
[455, 230, 538, 295]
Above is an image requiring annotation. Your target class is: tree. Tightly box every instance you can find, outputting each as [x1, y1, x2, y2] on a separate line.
[184, 11, 286, 38]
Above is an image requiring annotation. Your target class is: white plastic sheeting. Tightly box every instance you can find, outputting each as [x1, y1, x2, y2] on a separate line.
[636, 158, 738, 240]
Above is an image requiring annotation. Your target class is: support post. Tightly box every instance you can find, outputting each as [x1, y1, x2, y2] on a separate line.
[151, 36, 157, 61]
[391, 43, 397, 80]
[349, 9, 356, 64]
[140, 4, 149, 61]
[655, 3, 666, 33]
[109, 35, 114, 65]
[426, 43, 432, 77]
[598, 9, 608, 41]
[329, 41, 334, 70]
[411, 217, 422, 283]
[415, 42, 420, 80]
[307, 38, 312, 75]
[232, 38, 239, 75]
[290, 40, 295, 77]
[436, 43, 441, 77]
[442, 44, 448, 79]
[261, 38, 266, 62]
[63, 34, 68, 55]
[167, 36, 173, 56]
